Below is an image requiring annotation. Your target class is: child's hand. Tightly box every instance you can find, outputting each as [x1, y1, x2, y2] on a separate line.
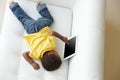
[62, 37, 68, 43]
[32, 63, 40, 70]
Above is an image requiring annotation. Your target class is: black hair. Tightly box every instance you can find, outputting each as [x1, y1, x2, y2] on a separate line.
[41, 52, 62, 71]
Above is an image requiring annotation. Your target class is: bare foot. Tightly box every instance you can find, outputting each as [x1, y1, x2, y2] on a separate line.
[32, 63, 40, 70]
[9, 0, 14, 5]
[35, 1, 41, 6]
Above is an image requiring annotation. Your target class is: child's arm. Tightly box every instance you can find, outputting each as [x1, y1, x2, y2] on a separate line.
[23, 51, 40, 70]
[51, 31, 68, 43]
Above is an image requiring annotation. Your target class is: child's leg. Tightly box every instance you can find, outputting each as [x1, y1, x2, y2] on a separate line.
[9, 2, 37, 34]
[34, 3, 54, 30]
[37, 3, 53, 20]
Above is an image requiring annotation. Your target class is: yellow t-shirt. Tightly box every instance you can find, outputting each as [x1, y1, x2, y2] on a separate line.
[24, 26, 56, 60]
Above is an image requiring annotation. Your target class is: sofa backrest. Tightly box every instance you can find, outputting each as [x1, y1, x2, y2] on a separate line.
[41, 0, 75, 9]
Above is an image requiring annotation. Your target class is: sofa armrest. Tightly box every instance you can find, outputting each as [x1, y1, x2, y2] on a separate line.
[68, 0, 105, 80]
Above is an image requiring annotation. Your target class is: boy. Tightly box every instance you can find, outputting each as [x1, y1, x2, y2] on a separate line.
[9, 0, 68, 71]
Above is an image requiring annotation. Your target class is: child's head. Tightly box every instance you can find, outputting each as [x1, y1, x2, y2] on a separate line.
[41, 50, 62, 71]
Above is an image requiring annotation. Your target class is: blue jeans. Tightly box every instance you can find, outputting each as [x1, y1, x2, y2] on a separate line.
[10, 2, 54, 34]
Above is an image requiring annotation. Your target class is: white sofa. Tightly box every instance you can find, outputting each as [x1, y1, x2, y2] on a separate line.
[0, 0, 105, 80]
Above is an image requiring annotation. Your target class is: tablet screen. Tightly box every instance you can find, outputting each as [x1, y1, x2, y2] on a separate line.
[64, 36, 76, 59]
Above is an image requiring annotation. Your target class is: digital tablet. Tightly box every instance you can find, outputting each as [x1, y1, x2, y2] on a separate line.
[63, 36, 77, 60]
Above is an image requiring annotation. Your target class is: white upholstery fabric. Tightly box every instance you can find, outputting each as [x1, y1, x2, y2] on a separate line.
[0, 0, 105, 80]
[0, 0, 72, 80]
[68, 0, 105, 80]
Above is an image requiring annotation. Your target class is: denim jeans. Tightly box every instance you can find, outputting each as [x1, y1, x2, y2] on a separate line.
[10, 2, 54, 34]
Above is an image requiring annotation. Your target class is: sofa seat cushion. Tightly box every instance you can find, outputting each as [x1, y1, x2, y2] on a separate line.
[0, 0, 72, 80]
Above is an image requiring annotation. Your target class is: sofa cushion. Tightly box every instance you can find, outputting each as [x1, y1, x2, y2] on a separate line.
[0, 0, 72, 80]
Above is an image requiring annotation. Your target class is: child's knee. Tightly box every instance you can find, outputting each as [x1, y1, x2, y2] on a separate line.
[48, 17, 54, 25]
[47, 19, 54, 26]
[51, 17, 54, 23]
